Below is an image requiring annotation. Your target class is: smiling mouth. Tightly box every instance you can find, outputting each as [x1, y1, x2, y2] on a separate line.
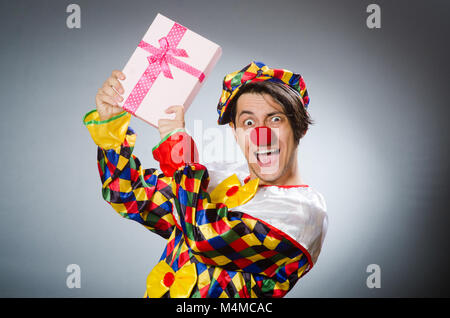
[254, 148, 280, 166]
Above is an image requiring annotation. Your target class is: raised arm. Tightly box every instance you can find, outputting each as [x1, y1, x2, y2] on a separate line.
[83, 70, 190, 239]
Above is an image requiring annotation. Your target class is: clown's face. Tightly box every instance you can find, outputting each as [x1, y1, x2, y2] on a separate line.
[230, 93, 299, 185]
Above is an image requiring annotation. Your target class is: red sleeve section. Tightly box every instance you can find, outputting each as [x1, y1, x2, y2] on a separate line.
[152, 131, 199, 177]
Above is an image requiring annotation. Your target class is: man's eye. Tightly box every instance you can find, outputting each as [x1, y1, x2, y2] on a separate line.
[271, 116, 281, 122]
[244, 119, 254, 126]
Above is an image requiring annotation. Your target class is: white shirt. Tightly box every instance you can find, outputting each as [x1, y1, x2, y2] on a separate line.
[206, 161, 328, 265]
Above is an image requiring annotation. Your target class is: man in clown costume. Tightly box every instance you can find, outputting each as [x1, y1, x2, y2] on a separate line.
[83, 61, 328, 298]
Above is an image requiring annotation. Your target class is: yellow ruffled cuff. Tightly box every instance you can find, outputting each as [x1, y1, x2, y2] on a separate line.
[82, 109, 131, 150]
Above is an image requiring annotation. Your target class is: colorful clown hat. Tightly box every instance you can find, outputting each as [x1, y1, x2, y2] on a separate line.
[216, 61, 310, 125]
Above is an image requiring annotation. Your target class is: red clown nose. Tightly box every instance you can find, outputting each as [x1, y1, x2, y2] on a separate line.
[250, 126, 276, 146]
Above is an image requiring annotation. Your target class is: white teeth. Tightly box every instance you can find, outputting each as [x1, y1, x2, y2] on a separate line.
[254, 149, 280, 155]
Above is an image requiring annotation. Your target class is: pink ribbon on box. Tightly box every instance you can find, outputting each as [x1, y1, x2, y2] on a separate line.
[123, 23, 206, 115]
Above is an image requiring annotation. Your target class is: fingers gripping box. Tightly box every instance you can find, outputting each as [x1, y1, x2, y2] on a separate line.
[118, 13, 222, 127]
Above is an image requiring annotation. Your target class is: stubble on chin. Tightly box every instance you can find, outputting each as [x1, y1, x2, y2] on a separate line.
[248, 162, 284, 184]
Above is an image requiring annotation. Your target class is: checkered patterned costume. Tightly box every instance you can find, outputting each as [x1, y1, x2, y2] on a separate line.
[83, 109, 318, 298]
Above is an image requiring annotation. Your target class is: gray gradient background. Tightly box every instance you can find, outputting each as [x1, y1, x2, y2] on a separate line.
[0, 0, 449, 297]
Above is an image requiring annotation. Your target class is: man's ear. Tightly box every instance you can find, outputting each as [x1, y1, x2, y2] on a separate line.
[302, 128, 308, 138]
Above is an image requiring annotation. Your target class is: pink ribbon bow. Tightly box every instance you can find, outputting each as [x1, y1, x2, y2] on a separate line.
[123, 23, 206, 115]
[144, 37, 188, 79]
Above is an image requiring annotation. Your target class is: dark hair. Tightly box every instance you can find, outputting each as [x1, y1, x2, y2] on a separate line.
[229, 81, 313, 144]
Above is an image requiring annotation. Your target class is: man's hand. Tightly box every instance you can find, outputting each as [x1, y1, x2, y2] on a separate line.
[95, 70, 184, 138]
[95, 70, 126, 121]
[158, 105, 185, 139]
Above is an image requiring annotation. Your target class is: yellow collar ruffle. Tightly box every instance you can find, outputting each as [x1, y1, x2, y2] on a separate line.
[209, 174, 259, 209]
